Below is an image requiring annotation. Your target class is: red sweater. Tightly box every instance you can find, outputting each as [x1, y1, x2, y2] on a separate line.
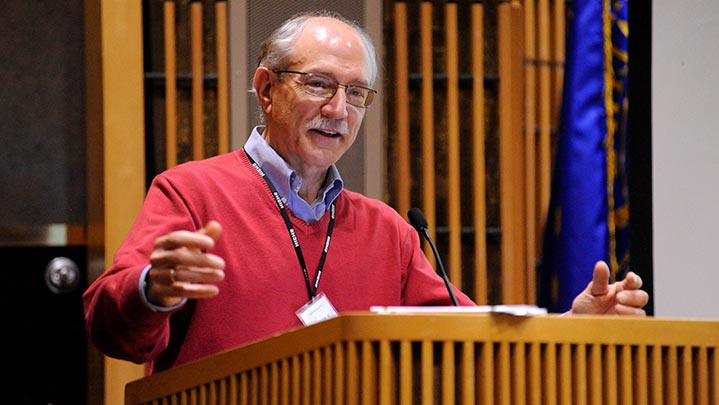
[83, 150, 474, 373]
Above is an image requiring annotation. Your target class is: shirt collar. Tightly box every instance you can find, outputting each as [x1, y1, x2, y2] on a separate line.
[244, 126, 344, 222]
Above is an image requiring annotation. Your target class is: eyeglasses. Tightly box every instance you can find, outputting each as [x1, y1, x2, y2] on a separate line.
[273, 70, 377, 108]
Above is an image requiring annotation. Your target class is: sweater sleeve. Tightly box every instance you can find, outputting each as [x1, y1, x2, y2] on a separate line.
[82, 172, 201, 364]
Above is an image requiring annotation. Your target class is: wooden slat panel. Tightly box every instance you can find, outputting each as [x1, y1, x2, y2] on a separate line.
[126, 315, 719, 405]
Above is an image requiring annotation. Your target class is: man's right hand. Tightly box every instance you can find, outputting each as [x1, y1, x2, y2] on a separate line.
[146, 220, 226, 307]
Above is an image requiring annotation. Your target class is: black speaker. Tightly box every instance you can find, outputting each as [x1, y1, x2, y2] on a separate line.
[2, 245, 87, 405]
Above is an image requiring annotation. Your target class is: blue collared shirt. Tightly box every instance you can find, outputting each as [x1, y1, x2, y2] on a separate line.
[243, 126, 344, 223]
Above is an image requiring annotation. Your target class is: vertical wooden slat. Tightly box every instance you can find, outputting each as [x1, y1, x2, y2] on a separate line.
[650, 347, 663, 405]
[445, 0, 462, 286]
[559, 344, 571, 405]
[164, 0, 177, 168]
[620, 345, 634, 405]
[215, 0, 229, 154]
[537, 0, 552, 244]
[291, 355, 300, 405]
[190, 0, 204, 161]
[379, 340, 392, 405]
[361, 341, 376, 405]
[346, 342, 358, 405]
[634, 345, 649, 405]
[393, 1, 411, 217]
[498, 342, 510, 405]
[302, 352, 311, 405]
[603, 344, 618, 405]
[333, 343, 344, 405]
[399, 340, 413, 404]
[238, 373, 248, 405]
[588, 344, 602, 405]
[552, 0, 566, 125]
[460, 341, 475, 405]
[420, 0, 437, 264]
[696, 347, 709, 405]
[470, 0, 488, 304]
[523, 0, 538, 305]
[666, 346, 679, 405]
[712, 347, 718, 404]
[574, 345, 587, 405]
[681, 346, 694, 405]
[512, 343, 526, 405]
[478, 343, 494, 405]
[498, 0, 527, 304]
[280, 358, 289, 405]
[527, 343, 541, 405]
[421, 341, 433, 405]
[543, 342, 557, 405]
[229, 375, 238, 405]
[259, 366, 268, 405]
[267, 363, 280, 404]
[312, 350, 321, 405]
[442, 341, 455, 404]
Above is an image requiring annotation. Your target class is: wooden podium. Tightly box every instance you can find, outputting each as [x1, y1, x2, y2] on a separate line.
[125, 312, 719, 405]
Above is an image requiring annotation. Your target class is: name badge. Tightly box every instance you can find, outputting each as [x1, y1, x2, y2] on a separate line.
[296, 292, 339, 326]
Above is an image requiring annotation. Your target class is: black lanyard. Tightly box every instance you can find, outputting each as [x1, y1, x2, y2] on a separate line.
[244, 149, 335, 300]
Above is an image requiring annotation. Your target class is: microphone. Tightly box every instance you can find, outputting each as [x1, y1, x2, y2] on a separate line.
[407, 208, 459, 306]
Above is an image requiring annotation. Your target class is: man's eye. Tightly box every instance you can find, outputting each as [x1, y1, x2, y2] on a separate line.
[306, 78, 332, 89]
[348, 88, 366, 98]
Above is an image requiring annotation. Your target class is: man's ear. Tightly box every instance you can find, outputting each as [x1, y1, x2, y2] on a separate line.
[253, 67, 273, 113]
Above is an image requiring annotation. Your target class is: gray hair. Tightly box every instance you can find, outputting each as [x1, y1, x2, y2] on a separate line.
[256, 10, 379, 84]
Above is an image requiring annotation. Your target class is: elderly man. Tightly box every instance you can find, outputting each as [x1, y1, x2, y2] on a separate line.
[83, 10, 649, 374]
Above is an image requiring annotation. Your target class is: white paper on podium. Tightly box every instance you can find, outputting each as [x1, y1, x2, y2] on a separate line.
[369, 304, 548, 317]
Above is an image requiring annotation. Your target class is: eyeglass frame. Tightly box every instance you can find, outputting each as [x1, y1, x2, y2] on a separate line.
[272, 70, 377, 108]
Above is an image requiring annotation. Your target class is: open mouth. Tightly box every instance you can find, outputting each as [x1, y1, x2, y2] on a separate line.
[312, 128, 341, 137]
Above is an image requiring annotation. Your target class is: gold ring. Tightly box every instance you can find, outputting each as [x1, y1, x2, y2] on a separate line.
[169, 269, 177, 284]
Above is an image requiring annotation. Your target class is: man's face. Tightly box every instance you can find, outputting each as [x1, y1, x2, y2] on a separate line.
[262, 17, 372, 176]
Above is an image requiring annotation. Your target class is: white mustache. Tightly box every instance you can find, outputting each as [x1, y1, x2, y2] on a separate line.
[305, 117, 348, 135]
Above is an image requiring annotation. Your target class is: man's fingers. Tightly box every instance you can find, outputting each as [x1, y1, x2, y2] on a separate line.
[200, 220, 222, 241]
[589, 260, 611, 296]
[622, 271, 643, 289]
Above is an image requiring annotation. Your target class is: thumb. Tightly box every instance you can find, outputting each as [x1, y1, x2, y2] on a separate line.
[589, 260, 610, 296]
[200, 220, 222, 241]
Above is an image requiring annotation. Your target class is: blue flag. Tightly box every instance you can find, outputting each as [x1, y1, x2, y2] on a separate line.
[538, 0, 630, 312]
